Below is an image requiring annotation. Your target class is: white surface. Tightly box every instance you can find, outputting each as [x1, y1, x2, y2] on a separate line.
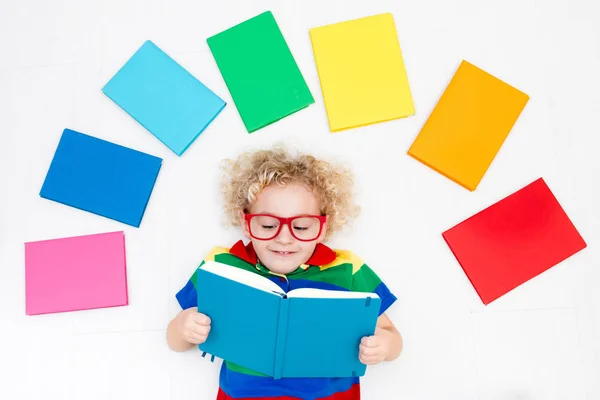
[0, 0, 599, 399]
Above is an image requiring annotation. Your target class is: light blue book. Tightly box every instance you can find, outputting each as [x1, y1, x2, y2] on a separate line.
[196, 261, 381, 379]
[103, 40, 226, 156]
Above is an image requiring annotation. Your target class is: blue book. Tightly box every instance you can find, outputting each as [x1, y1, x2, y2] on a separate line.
[196, 261, 381, 379]
[102, 40, 226, 156]
[40, 129, 162, 227]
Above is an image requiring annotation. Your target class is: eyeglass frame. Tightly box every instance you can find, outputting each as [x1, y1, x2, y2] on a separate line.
[243, 213, 327, 242]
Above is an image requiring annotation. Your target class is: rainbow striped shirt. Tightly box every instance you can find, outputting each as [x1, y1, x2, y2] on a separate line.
[176, 240, 397, 399]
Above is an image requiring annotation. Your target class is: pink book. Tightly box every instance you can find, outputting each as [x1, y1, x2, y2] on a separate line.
[25, 231, 128, 315]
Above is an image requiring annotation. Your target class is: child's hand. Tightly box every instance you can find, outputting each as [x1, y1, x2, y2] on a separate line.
[177, 308, 211, 345]
[358, 327, 394, 365]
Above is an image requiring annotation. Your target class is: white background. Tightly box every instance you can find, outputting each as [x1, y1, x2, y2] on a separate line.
[0, 0, 599, 399]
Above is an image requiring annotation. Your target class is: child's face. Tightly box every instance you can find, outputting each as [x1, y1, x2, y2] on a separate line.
[240, 182, 327, 275]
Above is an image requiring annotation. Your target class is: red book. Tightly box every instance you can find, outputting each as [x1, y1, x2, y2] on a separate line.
[443, 178, 586, 305]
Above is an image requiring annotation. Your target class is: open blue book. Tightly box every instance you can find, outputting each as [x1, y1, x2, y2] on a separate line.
[196, 261, 381, 379]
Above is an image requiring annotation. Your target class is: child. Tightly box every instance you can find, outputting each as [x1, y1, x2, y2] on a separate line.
[167, 145, 402, 399]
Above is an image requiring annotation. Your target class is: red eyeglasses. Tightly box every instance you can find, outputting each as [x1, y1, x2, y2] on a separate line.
[244, 213, 327, 241]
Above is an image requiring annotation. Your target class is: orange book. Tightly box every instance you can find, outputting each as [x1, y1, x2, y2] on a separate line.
[408, 60, 529, 191]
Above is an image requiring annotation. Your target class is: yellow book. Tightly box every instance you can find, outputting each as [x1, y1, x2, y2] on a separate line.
[309, 13, 415, 132]
[408, 60, 529, 191]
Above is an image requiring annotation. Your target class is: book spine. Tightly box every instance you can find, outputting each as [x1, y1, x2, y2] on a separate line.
[272, 297, 290, 379]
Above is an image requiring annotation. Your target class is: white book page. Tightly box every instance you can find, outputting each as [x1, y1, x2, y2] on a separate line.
[286, 288, 380, 299]
[199, 261, 284, 295]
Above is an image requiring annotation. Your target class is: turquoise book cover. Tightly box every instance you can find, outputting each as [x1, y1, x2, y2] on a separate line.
[196, 261, 381, 379]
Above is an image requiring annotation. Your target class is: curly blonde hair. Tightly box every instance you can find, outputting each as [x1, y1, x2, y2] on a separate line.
[220, 145, 359, 238]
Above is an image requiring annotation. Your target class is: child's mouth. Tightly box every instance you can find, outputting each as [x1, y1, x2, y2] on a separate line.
[270, 250, 295, 256]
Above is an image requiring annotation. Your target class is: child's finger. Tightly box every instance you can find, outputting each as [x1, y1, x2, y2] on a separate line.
[360, 336, 379, 348]
[359, 344, 379, 357]
[359, 353, 379, 365]
[188, 336, 205, 345]
[358, 353, 368, 364]
[193, 314, 211, 326]
[188, 331, 208, 344]
[194, 324, 211, 336]
[361, 351, 382, 361]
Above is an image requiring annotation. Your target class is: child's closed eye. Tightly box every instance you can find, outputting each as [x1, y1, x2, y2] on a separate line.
[261, 225, 277, 230]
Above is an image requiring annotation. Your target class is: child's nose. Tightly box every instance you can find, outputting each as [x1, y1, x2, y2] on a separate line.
[275, 224, 294, 244]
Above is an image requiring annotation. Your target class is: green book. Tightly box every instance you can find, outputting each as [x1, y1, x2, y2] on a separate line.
[207, 11, 314, 133]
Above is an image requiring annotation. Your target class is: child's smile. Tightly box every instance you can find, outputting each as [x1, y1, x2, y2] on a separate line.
[269, 249, 297, 257]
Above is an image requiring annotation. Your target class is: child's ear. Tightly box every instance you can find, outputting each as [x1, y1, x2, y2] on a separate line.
[239, 210, 251, 239]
